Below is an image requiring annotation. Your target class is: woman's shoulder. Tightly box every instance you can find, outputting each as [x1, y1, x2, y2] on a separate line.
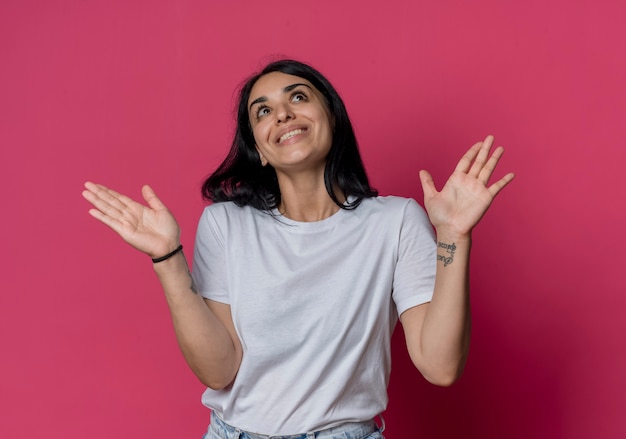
[201, 201, 272, 224]
[361, 195, 423, 212]
[357, 195, 430, 225]
[197, 202, 272, 241]
[203, 200, 260, 214]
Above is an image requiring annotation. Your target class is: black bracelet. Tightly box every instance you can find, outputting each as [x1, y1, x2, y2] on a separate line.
[152, 244, 183, 263]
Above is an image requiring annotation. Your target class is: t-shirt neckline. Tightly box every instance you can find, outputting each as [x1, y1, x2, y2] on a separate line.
[268, 197, 358, 232]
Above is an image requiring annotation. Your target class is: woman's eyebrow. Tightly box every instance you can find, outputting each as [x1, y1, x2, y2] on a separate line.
[283, 83, 312, 93]
[249, 83, 313, 111]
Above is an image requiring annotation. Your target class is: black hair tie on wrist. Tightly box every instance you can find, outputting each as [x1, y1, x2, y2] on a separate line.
[152, 244, 183, 263]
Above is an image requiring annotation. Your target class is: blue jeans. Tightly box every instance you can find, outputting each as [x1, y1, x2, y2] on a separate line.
[203, 411, 385, 439]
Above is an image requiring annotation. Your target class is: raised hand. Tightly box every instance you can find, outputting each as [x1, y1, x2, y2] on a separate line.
[82, 182, 181, 258]
[419, 135, 514, 237]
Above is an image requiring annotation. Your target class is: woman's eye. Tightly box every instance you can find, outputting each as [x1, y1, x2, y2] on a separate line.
[291, 92, 307, 102]
[256, 107, 270, 118]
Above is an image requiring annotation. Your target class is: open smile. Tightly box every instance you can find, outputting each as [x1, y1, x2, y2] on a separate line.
[277, 128, 307, 144]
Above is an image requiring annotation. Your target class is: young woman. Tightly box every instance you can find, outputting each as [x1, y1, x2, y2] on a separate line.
[82, 59, 514, 438]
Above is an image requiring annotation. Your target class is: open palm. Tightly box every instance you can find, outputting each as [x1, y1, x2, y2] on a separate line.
[82, 182, 180, 258]
[420, 135, 514, 236]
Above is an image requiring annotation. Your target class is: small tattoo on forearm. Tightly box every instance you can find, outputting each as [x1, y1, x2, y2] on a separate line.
[437, 241, 456, 267]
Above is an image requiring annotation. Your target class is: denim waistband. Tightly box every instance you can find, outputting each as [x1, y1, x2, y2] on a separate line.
[207, 411, 383, 439]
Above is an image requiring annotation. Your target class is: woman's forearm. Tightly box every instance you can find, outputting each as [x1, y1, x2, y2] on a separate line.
[153, 251, 242, 389]
[406, 231, 472, 386]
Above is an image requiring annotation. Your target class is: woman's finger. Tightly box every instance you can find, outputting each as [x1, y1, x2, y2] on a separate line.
[467, 135, 494, 178]
[488, 172, 515, 197]
[82, 187, 124, 219]
[419, 170, 437, 200]
[454, 141, 482, 174]
[477, 146, 505, 184]
[85, 182, 135, 212]
[142, 185, 167, 212]
[87, 206, 125, 234]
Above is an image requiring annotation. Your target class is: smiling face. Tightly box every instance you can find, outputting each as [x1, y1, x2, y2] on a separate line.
[248, 72, 334, 176]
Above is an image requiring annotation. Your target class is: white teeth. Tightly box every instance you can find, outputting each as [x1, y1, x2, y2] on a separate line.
[279, 129, 305, 143]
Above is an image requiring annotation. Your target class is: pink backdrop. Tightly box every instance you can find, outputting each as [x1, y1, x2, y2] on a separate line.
[2, 1, 625, 437]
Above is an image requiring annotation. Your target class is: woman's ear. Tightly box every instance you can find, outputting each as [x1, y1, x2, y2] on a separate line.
[255, 146, 268, 166]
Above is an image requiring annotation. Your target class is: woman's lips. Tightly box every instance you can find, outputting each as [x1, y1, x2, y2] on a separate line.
[277, 128, 307, 144]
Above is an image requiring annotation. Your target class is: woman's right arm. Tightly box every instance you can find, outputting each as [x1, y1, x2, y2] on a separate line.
[152, 251, 242, 389]
[82, 182, 242, 389]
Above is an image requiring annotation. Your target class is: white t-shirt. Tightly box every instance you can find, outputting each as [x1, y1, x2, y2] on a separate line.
[192, 196, 436, 435]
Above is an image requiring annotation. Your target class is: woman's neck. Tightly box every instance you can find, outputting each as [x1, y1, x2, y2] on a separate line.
[276, 172, 344, 222]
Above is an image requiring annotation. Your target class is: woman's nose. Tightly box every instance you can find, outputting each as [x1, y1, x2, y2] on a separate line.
[275, 104, 294, 123]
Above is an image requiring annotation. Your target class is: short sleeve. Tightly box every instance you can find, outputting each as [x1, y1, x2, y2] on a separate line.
[392, 199, 437, 315]
[191, 206, 230, 304]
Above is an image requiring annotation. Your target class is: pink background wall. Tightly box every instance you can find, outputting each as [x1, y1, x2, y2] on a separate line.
[2, 1, 625, 437]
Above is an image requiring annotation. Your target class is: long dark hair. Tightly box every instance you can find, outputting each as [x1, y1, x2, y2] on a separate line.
[202, 59, 377, 210]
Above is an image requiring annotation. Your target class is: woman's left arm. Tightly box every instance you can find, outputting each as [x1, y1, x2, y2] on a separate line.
[401, 135, 514, 386]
